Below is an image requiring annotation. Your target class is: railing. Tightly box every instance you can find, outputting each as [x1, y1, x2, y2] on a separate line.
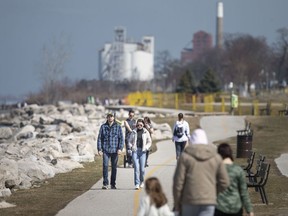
[125, 91, 288, 116]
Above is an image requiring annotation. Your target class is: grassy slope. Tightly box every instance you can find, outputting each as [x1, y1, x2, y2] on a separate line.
[1, 116, 288, 215]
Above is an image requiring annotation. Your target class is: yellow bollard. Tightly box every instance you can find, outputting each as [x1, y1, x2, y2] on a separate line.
[221, 97, 225, 112]
[192, 95, 196, 111]
[175, 93, 179, 110]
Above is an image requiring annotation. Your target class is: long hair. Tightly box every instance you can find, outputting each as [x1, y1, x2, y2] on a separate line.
[217, 143, 234, 161]
[145, 177, 167, 208]
[144, 116, 151, 124]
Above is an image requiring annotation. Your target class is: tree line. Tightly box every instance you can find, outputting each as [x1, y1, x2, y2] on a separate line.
[27, 28, 288, 105]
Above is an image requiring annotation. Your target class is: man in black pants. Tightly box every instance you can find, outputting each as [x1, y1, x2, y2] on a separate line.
[124, 109, 136, 167]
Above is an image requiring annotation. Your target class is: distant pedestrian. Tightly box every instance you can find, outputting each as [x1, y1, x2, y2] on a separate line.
[97, 113, 124, 190]
[137, 177, 174, 216]
[172, 113, 190, 160]
[144, 116, 154, 167]
[124, 109, 137, 167]
[215, 143, 254, 216]
[129, 119, 152, 190]
[173, 128, 230, 216]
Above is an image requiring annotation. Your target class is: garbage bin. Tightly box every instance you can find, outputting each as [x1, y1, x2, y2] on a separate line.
[236, 129, 253, 158]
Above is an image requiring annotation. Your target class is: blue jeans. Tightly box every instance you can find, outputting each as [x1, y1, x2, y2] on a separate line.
[132, 148, 146, 186]
[182, 204, 215, 216]
[175, 141, 187, 159]
[102, 152, 118, 186]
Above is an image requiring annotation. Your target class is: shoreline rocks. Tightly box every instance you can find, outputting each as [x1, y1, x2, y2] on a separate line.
[0, 103, 172, 200]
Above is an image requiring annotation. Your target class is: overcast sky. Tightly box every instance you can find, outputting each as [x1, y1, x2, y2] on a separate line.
[1, 0, 288, 98]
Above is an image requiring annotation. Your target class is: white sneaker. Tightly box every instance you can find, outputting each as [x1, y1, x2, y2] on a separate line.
[140, 182, 144, 188]
[135, 185, 140, 190]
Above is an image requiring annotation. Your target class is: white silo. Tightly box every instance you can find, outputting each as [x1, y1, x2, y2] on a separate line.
[99, 27, 154, 81]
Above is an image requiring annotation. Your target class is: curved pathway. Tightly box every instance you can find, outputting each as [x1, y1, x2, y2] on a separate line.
[56, 115, 246, 216]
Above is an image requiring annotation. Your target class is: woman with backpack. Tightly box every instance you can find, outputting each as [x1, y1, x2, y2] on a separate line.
[172, 113, 190, 160]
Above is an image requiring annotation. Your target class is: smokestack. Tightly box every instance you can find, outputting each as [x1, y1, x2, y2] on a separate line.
[216, 2, 223, 49]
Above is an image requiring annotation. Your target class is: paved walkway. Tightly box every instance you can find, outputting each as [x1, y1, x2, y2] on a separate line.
[56, 116, 246, 216]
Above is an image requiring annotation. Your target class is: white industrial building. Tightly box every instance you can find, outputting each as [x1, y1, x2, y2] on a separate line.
[99, 27, 154, 81]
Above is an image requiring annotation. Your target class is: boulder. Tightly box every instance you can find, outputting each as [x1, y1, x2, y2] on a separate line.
[0, 188, 12, 198]
[0, 158, 19, 189]
[0, 127, 13, 140]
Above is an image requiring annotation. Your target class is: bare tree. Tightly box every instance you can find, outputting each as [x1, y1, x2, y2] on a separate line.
[273, 27, 288, 83]
[222, 33, 271, 92]
[39, 34, 71, 104]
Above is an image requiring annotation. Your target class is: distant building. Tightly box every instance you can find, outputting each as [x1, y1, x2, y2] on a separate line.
[180, 31, 213, 65]
[99, 27, 154, 81]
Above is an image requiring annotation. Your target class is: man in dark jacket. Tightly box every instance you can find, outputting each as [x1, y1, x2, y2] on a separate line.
[97, 113, 124, 189]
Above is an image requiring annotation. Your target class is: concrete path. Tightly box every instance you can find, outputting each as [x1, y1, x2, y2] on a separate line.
[56, 115, 246, 216]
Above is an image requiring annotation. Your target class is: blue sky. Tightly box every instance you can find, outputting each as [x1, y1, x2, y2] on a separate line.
[1, 0, 288, 97]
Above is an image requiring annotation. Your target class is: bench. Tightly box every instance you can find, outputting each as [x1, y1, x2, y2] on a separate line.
[247, 162, 270, 204]
[241, 151, 255, 172]
[260, 102, 271, 116]
[246, 154, 266, 183]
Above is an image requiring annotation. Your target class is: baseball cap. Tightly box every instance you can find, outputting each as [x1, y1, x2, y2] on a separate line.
[106, 112, 114, 117]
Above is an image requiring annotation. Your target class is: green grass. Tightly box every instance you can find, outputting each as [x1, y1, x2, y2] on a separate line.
[1, 116, 288, 215]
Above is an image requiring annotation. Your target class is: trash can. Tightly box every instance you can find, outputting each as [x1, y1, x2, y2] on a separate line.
[236, 130, 253, 158]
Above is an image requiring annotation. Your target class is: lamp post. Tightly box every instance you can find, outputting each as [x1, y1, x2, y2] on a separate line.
[229, 82, 234, 115]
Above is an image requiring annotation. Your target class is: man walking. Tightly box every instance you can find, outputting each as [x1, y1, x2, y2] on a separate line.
[124, 109, 136, 167]
[97, 113, 124, 189]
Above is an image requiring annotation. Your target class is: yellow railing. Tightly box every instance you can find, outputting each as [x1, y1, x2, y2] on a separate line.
[126, 91, 287, 116]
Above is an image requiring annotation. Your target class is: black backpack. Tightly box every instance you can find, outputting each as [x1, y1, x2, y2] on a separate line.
[174, 125, 184, 138]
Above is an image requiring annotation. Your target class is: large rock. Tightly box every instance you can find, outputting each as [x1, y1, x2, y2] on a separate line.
[0, 158, 19, 189]
[0, 188, 12, 198]
[0, 127, 13, 140]
[15, 125, 35, 140]
[17, 157, 56, 181]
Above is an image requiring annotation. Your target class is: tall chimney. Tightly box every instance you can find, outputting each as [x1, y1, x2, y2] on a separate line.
[216, 2, 223, 49]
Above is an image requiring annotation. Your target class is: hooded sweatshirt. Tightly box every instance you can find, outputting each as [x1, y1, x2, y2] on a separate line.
[173, 129, 229, 210]
[172, 120, 190, 142]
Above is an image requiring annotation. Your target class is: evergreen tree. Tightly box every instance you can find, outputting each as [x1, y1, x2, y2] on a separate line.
[198, 69, 221, 93]
[176, 70, 197, 93]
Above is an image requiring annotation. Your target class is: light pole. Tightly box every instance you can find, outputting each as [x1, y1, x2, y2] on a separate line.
[229, 82, 234, 115]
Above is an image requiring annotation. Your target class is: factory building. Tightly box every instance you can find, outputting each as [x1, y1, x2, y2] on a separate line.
[99, 27, 154, 81]
[180, 31, 213, 65]
[180, 1, 223, 65]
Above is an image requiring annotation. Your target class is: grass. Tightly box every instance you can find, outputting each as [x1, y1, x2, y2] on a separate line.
[215, 116, 288, 215]
[0, 158, 102, 216]
[1, 116, 288, 215]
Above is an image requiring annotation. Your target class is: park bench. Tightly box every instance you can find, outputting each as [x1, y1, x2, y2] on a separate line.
[241, 151, 255, 172]
[278, 104, 288, 116]
[260, 101, 271, 116]
[247, 162, 270, 204]
[246, 154, 266, 183]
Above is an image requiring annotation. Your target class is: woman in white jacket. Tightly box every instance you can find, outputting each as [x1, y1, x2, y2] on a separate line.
[129, 119, 152, 190]
[137, 177, 174, 216]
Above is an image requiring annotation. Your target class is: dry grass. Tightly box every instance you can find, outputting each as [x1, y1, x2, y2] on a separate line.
[1, 116, 288, 216]
[0, 158, 102, 216]
[215, 116, 288, 215]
